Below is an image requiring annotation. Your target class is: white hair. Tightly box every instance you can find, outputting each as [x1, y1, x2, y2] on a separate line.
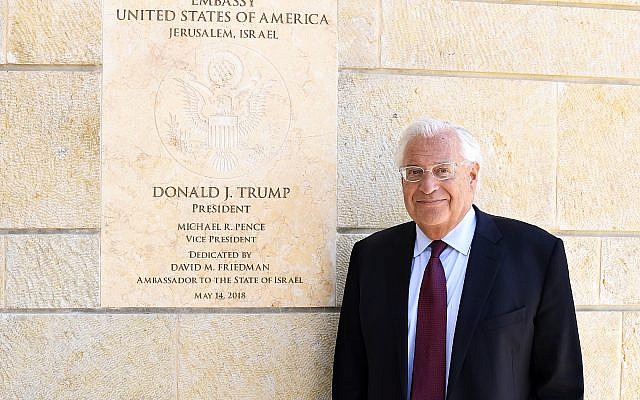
[394, 117, 483, 168]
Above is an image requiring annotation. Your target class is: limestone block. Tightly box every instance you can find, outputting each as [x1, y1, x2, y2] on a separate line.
[558, 83, 640, 231]
[6, 0, 101, 64]
[178, 313, 338, 399]
[0, 72, 100, 229]
[555, 6, 640, 78]
[558, 0, 640, 5]
[5, 234, 99, 308]
[338, 71, 557, 229]
[622, 312, 640, 400]
[601, 238, 640, 305]
[338, 0, 378, 67]
[0, 0, 6, 64]
[0, 314, 176, 399]
[380, 0, 640, 79]
[336, 233, 368, 305]
[0, 236, 5, 307]
[576, 312, 622, 400]
[560, 236, 600, 306]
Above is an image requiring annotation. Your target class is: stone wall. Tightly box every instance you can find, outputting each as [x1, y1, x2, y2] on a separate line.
[0, 0, 638, 398]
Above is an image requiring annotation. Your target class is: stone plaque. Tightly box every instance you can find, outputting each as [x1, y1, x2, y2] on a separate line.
[102, 0, 336, 307]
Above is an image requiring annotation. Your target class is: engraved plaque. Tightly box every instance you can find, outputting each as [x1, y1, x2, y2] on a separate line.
[102, 0, 337, 307]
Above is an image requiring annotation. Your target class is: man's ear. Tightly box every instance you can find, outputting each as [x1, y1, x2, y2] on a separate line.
[469, 163, 479, 187]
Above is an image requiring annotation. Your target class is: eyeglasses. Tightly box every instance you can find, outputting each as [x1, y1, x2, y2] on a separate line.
[399, 161, 472, 182]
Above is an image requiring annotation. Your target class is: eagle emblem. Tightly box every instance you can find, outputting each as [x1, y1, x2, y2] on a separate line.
[155, 44, 291, 178]
[175, 51, 270, 172]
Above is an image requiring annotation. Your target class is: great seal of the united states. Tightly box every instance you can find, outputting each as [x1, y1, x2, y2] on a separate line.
[154, 43, 291, 178]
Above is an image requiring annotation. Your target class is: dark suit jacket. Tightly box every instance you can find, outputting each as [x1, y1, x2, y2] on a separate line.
[333, 206, 583, 400]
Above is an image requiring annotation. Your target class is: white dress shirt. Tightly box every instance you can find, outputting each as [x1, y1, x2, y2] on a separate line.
[407, 207, 476, 399]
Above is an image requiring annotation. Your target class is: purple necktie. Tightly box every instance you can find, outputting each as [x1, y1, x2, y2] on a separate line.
[411, 239, 447, 400]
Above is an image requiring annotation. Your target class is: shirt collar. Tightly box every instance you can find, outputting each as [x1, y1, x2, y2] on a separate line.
[413, 207, 477, 257]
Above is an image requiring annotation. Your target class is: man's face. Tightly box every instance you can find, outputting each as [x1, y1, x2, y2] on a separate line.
[401, 132, 479, 239]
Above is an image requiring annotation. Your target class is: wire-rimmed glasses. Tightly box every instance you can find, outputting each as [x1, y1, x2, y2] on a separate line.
[399, 161, 472, 182]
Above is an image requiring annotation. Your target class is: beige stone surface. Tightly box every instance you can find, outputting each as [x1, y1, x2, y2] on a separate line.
[560, 0, 640, 5]
[622, 312, 640, 400]
[558, 83, 640, 231]
[577, 311, 622, 400]
[0, 0, 6, 64]
[601, 238, 640, 305]
[5, 234, 99, 308]
[178, 313, 338, 399]
[6, 0, 101, 64]
[102, 0, 337, 307]
[560, 236, 600, 306]
[0, 236, 5, 307]
[338, 0, 378, 67]
[555, 7, 640, 78]
[336, 233, 368, 305]
[338, 72, 557, 229]
[380, 0, 640, 79]
[0, 72, 100, 229]
[0, 314, 176, 399]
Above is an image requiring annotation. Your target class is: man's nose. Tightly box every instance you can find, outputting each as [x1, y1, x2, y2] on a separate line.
[419, 172, 439, 194]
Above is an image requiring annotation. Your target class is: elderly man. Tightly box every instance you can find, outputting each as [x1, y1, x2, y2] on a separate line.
[333, 118, 583, 400]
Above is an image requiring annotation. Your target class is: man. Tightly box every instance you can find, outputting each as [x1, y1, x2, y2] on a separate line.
[333, 118, 583, 400]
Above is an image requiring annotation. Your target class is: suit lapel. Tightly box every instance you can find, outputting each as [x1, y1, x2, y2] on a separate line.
[384, 222, 415, 400]
[447, 207, 503, 397]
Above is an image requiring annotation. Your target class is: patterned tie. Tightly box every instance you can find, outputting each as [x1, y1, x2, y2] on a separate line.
[411, 239, 447, 400]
